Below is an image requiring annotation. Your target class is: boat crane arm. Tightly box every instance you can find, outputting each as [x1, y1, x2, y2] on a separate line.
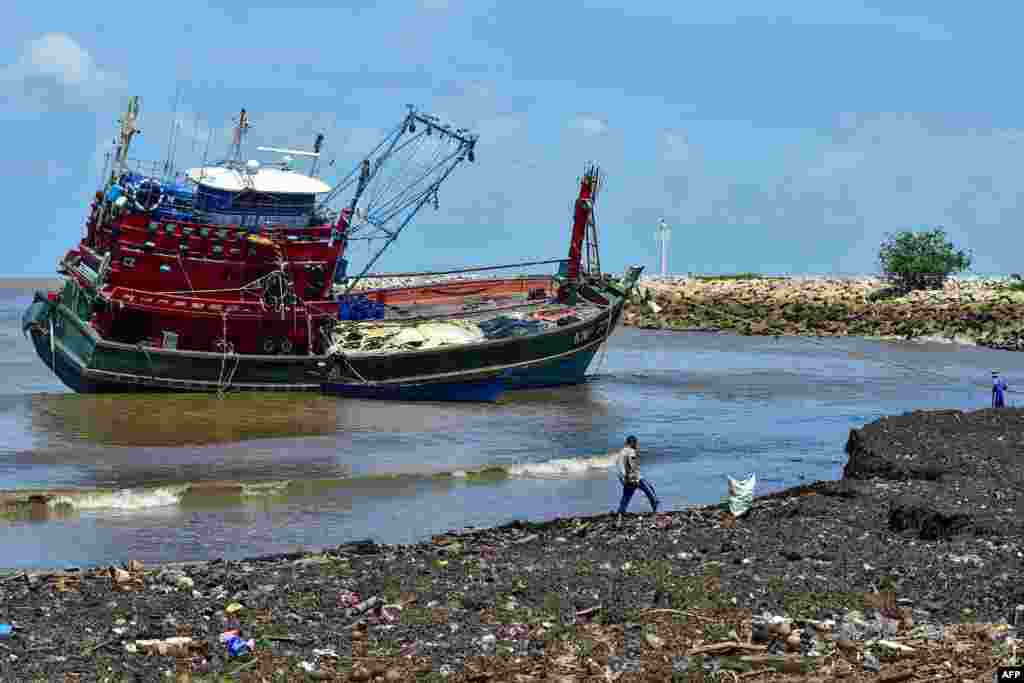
[313, 106, 478, 282]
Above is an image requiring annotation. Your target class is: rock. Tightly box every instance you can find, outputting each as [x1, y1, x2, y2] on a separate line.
[836, 638, 857, 654]
[887, 495, 973, 541]
[384, 669, 403, 682]
[110, 568, 131, 584]
[863, 652, 881, 672]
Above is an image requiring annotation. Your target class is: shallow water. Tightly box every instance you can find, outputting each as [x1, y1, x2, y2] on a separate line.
[0, 286, 1019, 569]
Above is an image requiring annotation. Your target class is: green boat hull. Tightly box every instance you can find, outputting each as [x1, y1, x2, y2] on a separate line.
[23, 267, 642, 394]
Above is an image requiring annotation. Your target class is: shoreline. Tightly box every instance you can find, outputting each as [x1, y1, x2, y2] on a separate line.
[624, 275, 1024, 352]
[0, 408, 1018, 680]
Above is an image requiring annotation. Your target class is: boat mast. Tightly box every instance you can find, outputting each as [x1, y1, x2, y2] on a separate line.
[229, 108, 250, 164]
[584, 167, 602, 277]
[110, 96, 141, 185]
[564, 163, 600, 284]
[311, 133, 324, 177]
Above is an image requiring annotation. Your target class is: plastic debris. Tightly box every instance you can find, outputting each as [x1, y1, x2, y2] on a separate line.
[220, 630, 255, 657]
[0, 624, 12, 639]
[225, 602, 243, 614]
[134, 636, 195, 656]
[338, 590, 362, 608]
[723, 474, 756, 517]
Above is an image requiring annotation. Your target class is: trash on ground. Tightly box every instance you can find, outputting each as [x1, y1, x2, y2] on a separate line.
[724, 473, 756, 517]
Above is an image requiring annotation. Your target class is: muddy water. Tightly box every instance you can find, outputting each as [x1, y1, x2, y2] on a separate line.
[1, 285, 1021, 569]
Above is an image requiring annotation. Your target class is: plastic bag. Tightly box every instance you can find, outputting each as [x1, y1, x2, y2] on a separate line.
[723, 474, 756, 516]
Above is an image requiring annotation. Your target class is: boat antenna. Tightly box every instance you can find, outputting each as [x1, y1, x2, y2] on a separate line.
[311, 133, 325, 177]
[162, 81, 183, 181]
[200, 114, 213, 184]
[229, 108, 250, 164]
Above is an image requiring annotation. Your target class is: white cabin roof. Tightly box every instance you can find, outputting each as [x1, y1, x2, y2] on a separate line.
[185, 165, 332, 194]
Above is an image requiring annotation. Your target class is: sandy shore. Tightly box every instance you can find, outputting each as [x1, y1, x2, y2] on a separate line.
[0, 408, 1018, 681]
[624, 275, 1024, 351]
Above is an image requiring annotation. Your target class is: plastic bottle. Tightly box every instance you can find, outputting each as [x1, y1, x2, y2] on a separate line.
[0, 624, 12, 639]
[219, 629, 255, 657]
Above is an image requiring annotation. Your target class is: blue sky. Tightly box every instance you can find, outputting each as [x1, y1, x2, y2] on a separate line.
[2, 1, 1022, 277]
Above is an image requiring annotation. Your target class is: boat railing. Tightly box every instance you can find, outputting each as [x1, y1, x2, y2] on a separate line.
[350, 259, 568, 282]
[113, 213, 336, 242]
[117, 157, 169, 180]
[333, 260, 568, 318]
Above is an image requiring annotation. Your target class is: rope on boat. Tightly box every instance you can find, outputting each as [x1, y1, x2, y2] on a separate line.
[591, 302, 617, 377]
[135, 342, 156, 383]
[176, 252, 195, 294]
[216, 312, 240, 398]
[340, 353, 369, 384]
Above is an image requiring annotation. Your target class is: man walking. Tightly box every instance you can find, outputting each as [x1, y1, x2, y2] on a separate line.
[616, 435, 659, 525]
[993, 371, 1009, 408]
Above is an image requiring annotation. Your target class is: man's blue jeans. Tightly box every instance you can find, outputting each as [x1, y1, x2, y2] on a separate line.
[618, 478, 659, 514]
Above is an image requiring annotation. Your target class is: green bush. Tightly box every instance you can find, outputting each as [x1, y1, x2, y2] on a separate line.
[878, 228, 971, 291]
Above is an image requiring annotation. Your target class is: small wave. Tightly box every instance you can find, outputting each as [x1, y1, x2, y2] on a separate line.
[48, 485, 187, 511]
[446, 453, 619, 480]
[241, 480, 292, 496]
[21, 454, 619, 513]
[505, 453, 619, 478]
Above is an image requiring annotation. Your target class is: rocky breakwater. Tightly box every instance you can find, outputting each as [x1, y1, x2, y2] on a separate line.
[624, 276, 1024, 350]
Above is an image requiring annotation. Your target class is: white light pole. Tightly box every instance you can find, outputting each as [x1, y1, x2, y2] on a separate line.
[655, 218, 671, 277]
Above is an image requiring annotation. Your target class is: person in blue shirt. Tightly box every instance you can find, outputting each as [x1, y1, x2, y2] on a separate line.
[993, 371, 1008, 408]
[615, 436, 659, 526]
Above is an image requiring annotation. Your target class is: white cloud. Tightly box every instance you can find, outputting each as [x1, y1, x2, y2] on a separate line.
[568, 115, 609, 137]
[0, 33, 123, 109]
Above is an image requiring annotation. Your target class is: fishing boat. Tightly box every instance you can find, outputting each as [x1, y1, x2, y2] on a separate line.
[22, 94, 641, 394]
